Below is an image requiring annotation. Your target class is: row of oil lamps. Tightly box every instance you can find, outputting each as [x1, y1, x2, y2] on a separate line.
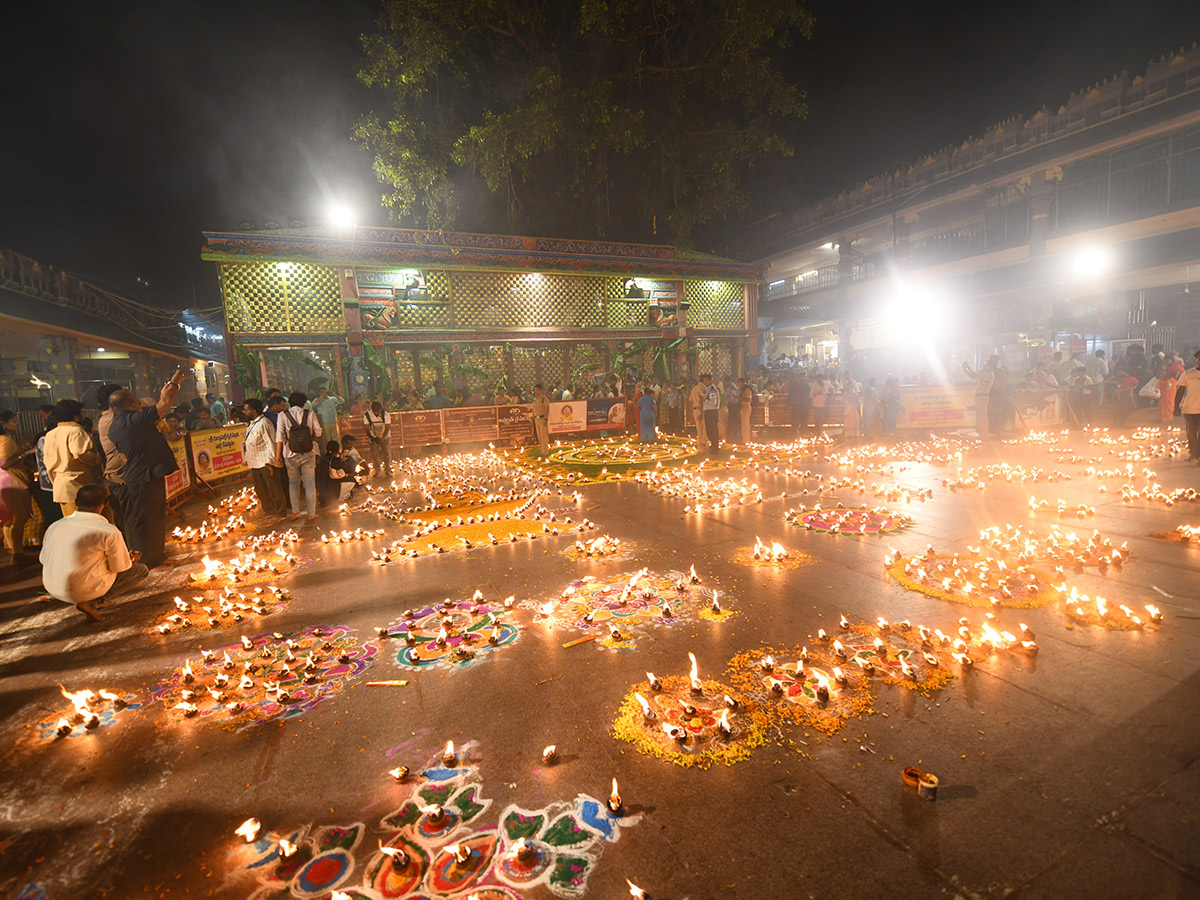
[157, 585, 289, 634]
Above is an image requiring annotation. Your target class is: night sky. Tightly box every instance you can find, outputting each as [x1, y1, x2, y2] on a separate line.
[2, 0, 1197, 311]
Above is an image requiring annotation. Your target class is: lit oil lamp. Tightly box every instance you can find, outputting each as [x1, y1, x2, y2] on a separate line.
[607, 778, 623, 815]
[542, 744, 558, 765]
[444, 842, 472, 865]
[235, 818, 261, 842]
[627, 879, 650, 900]
[442, 739, 457, 766]
[279, 838, 298, 858]
[55, 719, 73, 738]
[688, 652, 703, 693]
[717, 709, 733, 738]
[635, 692, 656, 720]
[833, 667, 848, 686]
[662, 722, 687, 742]
[420, 803, 446, 823]
[98, 689, 127, 710]
[379, 840, 409, 870]
[814, 676, 830, 703]
[760, 654, 775, 672]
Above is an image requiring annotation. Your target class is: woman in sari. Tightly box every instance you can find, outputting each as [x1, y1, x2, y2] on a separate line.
[1, 411, 34, 564]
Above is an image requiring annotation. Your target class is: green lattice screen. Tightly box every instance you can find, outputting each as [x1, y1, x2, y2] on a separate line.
[461, 345, 506, 393]
[511, 352, 536, 394]
[391, 272, 452, 328]
[604, 277, 641, 328]
[683, 281, 744, 330]
[221, 263, 344, 333]
[713, 344, 733, 377]
[695, 345, 715, 376]
[451, 272, 605, 329]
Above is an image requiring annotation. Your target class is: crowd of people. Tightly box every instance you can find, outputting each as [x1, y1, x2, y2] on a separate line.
[1, 371, 187, 619]
[6, 346, 1199, 623]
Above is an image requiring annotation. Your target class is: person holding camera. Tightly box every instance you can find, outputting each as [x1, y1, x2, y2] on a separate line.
[106, 368, 183, 569]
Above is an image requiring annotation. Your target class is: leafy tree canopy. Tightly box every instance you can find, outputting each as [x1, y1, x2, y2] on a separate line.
[355, 0, 812, 246]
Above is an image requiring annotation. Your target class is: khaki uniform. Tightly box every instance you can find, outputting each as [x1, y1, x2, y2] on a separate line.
[688, 383, 707, 444]
[531, 394, 550, 454]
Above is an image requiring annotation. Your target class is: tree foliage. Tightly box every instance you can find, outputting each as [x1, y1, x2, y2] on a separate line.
[356, 0, 812, 245]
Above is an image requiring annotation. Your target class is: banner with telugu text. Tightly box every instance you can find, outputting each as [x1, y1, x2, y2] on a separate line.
[188, 425, 248, 481]
[165, 437, 191, 502]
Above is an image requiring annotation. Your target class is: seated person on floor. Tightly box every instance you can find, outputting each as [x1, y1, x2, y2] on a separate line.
[316, 440, 357, 508]
[341, 434, 364, 477]
[39, 482, 149, 622]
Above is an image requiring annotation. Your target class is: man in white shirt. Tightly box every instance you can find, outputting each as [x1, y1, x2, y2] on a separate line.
[1178, 348, 1200, 462]
[275, 391, 322, 521]
[40, 483, 148, 622]
[242, 398, 287, 519]
[362, 401, 392, 477]
[700, 373, 721, 453]
[963, 356, 999, 438]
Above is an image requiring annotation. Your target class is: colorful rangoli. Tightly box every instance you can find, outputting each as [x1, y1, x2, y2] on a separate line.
[611, 674, 764, 768]
[385, 599, 518, 671]
[530, 569, 732, 651]
[232, 744, 640, 899]
[147, 625, 376, 730]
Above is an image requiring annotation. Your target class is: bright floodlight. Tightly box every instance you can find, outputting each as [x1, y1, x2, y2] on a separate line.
[328, 204, 354, 228]
[885, 285, 942, 341]
[1067, 246, 1110, 279]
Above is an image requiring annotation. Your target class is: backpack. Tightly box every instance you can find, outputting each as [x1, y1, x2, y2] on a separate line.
[364, 411, 386, 439]
[282, 409, 314, 454]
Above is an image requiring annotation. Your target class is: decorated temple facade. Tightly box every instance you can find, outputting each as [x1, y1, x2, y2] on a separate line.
[202, 227, 759, 399]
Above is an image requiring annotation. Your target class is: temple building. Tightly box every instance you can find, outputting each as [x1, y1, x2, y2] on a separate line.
[201, 228, 758, 398]
[744, 45, 1200, 379]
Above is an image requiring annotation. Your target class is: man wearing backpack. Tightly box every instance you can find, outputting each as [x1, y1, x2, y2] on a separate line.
[362, 401, 393, 477]
[275, 391, 322, 521]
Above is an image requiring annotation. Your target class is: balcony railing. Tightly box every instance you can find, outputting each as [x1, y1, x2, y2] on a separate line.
[764, 260, 877, 302]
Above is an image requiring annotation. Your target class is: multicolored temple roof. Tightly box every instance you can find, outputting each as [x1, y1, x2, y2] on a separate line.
[201, 226, 760, 283]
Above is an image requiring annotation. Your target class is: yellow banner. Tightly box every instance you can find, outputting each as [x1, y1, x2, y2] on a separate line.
[165, 437, 191, 501]
[188, 424, 247, 482]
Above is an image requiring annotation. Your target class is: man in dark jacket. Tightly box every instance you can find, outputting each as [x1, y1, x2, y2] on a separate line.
[108, 374, 182, 569]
